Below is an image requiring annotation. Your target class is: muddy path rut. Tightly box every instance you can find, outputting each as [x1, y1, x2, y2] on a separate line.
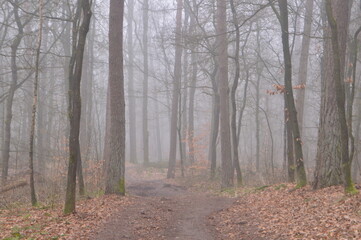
[92, 179, 233, 240]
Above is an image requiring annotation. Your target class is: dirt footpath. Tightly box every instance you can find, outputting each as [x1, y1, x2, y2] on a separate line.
[92, 179, 233, 240]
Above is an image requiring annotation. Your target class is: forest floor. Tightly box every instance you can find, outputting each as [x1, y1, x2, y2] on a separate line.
[1, 165, 361, 239]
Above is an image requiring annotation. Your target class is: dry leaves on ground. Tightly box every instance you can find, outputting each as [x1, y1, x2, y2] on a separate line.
[211, 184, 361, 240]
[0, 195, 132, 240]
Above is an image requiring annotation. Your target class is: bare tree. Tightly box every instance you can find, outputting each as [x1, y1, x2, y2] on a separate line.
[64, 0, 92, 214]
[276, 0, 307, 187]
[28, 0, 44, 206]
[167, 0, 183, 179]
[2, 0, 25, 184]
[229, 0, 243, 185]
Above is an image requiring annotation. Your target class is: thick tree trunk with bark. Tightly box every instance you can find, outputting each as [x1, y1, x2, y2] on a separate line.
[105, 0, 126, 195]
[314, 0, 356, 193]
[313, 0, 354, 191]
[167, 0, 183, 179]
[216, 0, 233, 189]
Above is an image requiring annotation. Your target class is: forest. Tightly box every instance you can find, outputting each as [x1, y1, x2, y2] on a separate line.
[0, 0, 361, 239]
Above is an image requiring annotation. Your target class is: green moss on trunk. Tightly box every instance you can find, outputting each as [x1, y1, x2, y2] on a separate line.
[296, 164, 307, 188]
[118, 178, 125, 196]
[344, 162, 358, 195]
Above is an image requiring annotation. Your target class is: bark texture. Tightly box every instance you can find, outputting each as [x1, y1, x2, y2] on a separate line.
[105, 0, 126, 195]
[313, 0, 352, 190]
[216, 0, 233, 188]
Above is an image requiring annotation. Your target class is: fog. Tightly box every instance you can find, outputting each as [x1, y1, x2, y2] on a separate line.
[0, 0, 360, 203]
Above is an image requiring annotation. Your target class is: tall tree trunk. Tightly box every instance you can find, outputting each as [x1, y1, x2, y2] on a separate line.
[178, 96, 185, 177]
[313, 0, 354, 191]
[347, 26, 361, 173]
[142, 0, 149, 165]
[320, 0, 356, 193]
[127, 0, 137, 164]
[208, 61, 219, 179]
[61, 1, 71, 136]
[84, 5, 95, 163]
[105, 0, 126, 195]
[285, 102, 295, 182]
[188, 46, 197, 163]
[103, 85, 110, 167]
[353, 93, 361, 182]
[64, 0, 92, 214]
[154, 91, 162, 161]
[255, 63, 261, 173]
[186, 0, 197, 165]
[45, 58, 55, 168]
[295, 0, 314, 135]
[2, 2, 23, 184]
[36, 18, 49, 175]
[216, 0, 233, 189]
[277, 0, 307, 187]
[236, 44, 250, 145]
[229, 0, 242, 185]
[290, 0, 313, 173]
[28, 0, 44, 206]
[209, 90, 220, 179]
[181, 9, 189, 164]
[255, 22, 262, 173]
[79, 34, 89, 197]
[167, 0, 183, 179]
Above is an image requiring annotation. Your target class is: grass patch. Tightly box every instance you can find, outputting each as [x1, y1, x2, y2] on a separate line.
[255, 185, 269, 191]
[274, 183, 287, 190]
